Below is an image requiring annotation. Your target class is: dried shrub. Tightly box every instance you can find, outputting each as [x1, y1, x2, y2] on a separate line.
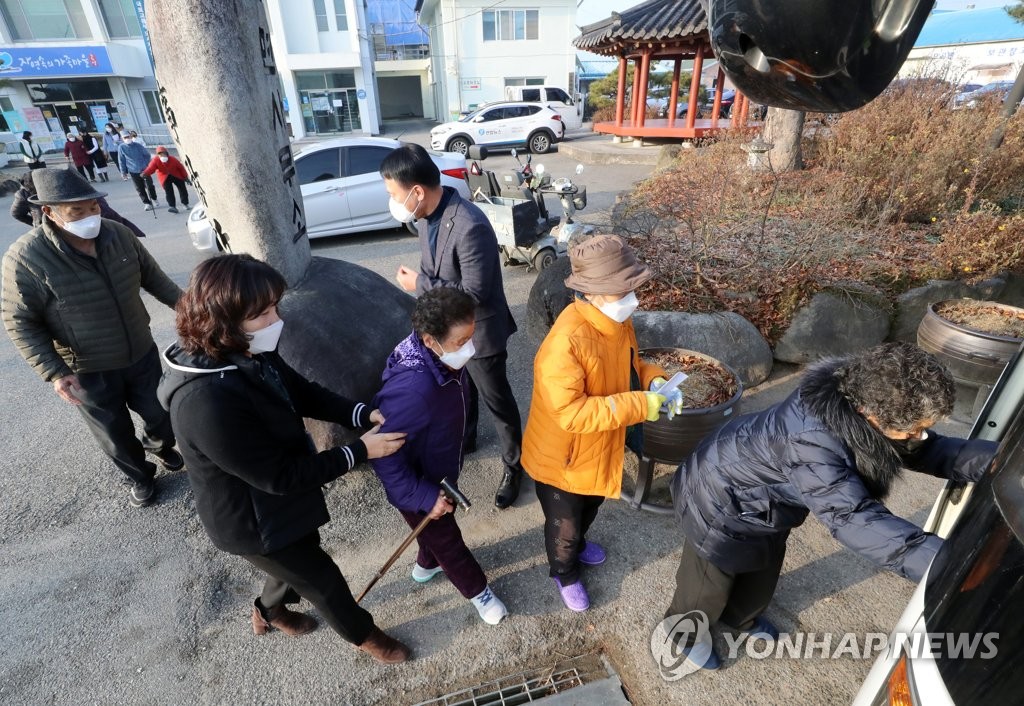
[620, 80, 1024, 342]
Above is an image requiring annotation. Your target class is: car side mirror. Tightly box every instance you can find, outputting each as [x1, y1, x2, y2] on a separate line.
[510, 148, 518, 158]
[575, 164, 584, 175]
[473, 116, 484, 123]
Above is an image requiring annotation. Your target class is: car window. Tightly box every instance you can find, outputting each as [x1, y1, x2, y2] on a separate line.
[296, 148, 341, 185]
[521, 88, 541, 102]
[504, 106, 528, 119]
[479, 108, 505, 122]
[546, 88, 571, 104]
[346, 146, 393, 177]
[523, 105, 541, 116]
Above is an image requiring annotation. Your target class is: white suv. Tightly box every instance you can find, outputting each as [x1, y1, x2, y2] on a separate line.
[431, 102, 565, 156]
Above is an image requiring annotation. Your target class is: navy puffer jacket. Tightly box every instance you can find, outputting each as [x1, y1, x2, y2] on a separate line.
[671, 359, 997, 582]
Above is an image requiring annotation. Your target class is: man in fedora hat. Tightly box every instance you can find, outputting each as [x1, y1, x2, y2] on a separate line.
[379, 143, 525, 509]
[1, 169, 183, 508]
[521, 234, 674, 611]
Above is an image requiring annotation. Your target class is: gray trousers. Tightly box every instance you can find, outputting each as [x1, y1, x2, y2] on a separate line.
[74, 345, 175, 487]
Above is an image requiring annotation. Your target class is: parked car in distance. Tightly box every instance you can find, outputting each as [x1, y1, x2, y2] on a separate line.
[504, 85, 583, 129]
[187, 137, 470, 252]
[431, 102, 565, 155]
[853, 342, 1024, 706]
[652, 88, 736, 118]
[954, 80, 1017, 109]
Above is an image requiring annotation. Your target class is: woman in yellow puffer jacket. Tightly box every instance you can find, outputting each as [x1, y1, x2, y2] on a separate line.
[522, 234, 668, 612]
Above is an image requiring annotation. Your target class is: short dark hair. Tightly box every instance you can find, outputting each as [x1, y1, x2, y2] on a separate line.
[176, 254, 287, 360]
[379, 143, 441, 189]
[835, 342, 955, 431]
[411, 288, 476, 341]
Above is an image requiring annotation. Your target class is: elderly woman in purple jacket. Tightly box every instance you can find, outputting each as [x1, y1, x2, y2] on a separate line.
[371, 287, 508, 625]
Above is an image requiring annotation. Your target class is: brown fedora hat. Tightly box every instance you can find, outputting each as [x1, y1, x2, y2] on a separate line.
[564, 234, 652, 295]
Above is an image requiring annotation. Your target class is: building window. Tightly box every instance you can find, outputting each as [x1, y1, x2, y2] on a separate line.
[333, 0, 347, 31]
[0, 0, 91, 40]
[482, 9, 538, 41]
[504, 77, 545, 88]
[313, 0, 328, 32]
[142, 90, 165, 124]
[97, 0, 141, 38]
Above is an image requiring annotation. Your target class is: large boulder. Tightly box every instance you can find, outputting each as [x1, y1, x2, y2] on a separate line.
[278, 257, 415, 450]
[526, 255, 573, 343]
[775, 288, 890, 363]
[633, 311, 773, 386]
[890, 280, 975, 342]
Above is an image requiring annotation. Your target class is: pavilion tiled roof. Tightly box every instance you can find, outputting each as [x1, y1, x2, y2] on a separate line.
[574, 0, 708, 54]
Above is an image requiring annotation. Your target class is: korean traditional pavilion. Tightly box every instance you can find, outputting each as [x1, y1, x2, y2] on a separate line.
[574, 0, 754, 140]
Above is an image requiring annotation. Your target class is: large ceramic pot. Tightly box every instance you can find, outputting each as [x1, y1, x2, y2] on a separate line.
[917, 299, 1024, 389]
[639, 347, 744, 464]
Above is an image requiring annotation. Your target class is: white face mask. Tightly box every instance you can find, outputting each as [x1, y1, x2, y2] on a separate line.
[595, 292, 639, 323]
[388, 189, 417, 223]
[54, 213, 102, 239]
[159, 156, 169, 163]
[105, 128, 113, 133]
[247, 319, 284, 354]
[436, 338, 475, 370]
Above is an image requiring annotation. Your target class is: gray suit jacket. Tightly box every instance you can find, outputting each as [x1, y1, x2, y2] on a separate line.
[416, 189, 517, 358]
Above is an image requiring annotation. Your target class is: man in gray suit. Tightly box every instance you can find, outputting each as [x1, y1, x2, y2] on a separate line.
[381, 144, 524, 508]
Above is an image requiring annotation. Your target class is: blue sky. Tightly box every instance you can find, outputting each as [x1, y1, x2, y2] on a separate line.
[576, 0, 1020, 27]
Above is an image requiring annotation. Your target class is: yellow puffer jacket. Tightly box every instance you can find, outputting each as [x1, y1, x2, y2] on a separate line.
[523, 299, 665, 498]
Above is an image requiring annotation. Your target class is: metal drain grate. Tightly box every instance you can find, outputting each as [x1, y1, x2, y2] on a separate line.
[414, 653, 618, 706]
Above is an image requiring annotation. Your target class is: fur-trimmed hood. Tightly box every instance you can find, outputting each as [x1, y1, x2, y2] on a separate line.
[798, 357, 903, 499]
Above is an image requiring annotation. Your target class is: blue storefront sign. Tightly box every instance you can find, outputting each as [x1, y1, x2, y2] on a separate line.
[0, 46, 113, 78]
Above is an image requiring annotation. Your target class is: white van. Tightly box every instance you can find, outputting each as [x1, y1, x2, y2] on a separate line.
[504, 86, 583, 130]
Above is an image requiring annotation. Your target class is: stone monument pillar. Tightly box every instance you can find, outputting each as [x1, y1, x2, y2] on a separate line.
[147, 0, 414, 447]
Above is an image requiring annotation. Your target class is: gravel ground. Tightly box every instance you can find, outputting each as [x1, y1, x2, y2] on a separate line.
[0, 142, 968, 705]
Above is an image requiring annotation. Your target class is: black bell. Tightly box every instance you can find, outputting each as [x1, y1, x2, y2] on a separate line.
[703, 0, 935, 112]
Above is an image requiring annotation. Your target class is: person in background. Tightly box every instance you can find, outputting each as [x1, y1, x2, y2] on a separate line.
[19, 131, 45, 169]
[381, 143, 525, 509]
[371, 287, 509, 626]
[118, 132, 159, 211]
[666, 342, 998, 672]
[522, 234, 669, 612]
[11, 170, 147, 239]
[129, 130, 147, 147]
[102, 123, 126, 179]
[83, 131, 110, 182]
[141, 146, 191, 214]
[157, 254, 412, 664]
[1, 169, 183, 509]
[63, 133, 96, 182]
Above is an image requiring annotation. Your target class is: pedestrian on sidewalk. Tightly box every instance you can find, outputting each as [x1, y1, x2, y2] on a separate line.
[381, 143, 525, 509]
[10, 170, 147, 239]
[665, 342, 998, 673]
[84, 130, 110, 182]
[63, 133, 96, 182]
[102, 123, 127, 179]
[141, 146, 190, 213]
[1, 169, 183, 509]
[19, 131, 45, 169]
[118, 132, 159, 211]
[522, 234, 668, 613]
[371, 287, 509, 626]
[157, 254, 412, 664]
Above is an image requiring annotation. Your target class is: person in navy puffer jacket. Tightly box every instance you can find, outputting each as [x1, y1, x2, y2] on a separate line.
[371, 287, 508, 626]
[665, 342, 997, 672]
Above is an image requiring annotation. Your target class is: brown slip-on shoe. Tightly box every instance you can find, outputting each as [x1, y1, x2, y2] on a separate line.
[357, 627, 412, 664]
[251, 601, 317, 637]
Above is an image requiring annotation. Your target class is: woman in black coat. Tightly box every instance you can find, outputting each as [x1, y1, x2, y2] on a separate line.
[665, 342, 997, 671]
[157, 254, 411, 664]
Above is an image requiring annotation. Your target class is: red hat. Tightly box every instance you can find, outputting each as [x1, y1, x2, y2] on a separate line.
[155, 145, 168, 154]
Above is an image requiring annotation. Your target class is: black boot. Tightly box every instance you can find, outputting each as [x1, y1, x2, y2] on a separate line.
[494, 467, 521, 509]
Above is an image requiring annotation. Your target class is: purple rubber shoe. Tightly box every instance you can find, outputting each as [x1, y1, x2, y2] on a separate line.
[578, 540, 607, 566]
[554, 577, 590, 612]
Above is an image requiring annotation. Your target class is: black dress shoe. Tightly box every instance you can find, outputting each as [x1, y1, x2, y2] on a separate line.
[494, 468, 521, 509]
[154, 448, 185, 471]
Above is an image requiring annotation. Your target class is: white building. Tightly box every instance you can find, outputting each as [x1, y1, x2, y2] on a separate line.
[0, 0, 166, 153]
[264, 0, 383, 140]
[415, 0, 579, 121]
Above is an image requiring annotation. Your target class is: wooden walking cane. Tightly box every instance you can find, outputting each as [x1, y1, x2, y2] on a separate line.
[356, 477, 471, 603]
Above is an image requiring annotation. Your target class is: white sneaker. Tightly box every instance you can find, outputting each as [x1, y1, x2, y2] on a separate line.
[470, 586, 508, 625]
[411, 563, 444, 583]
